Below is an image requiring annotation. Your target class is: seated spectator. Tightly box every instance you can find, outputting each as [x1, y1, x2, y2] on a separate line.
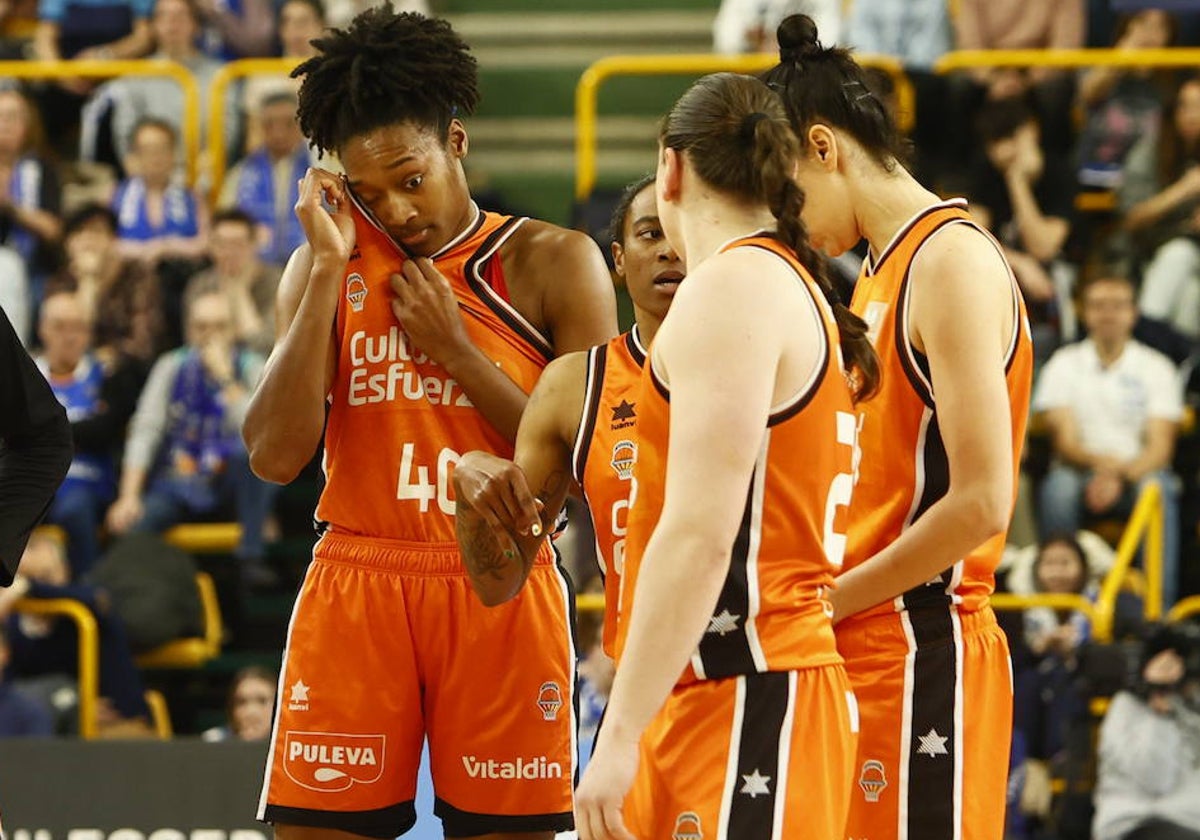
[0, 532, 152, 735]
[85, 0, 237, 173]
[220, 94, 308, 268]
[0, 624, 54, 737]
[194, 0, 274, 60]
[201, 665, 275, 742]
[0, 88, 62, 293]
[970, 97, 1076, 358]
[105, 288, 276, 587]
[713, 0, 841, 54]
[1076, 10, 1175, 191]
[1124, 75, 1200, 340]
[183, 209, 279, 355]
[1024, 535, 1097, 659]
[112, 118, 207, 265]
[1093, 625, 1200, 840]
[47, 203, 162, 365]
[35, 292, 142, 578]
[1034, 270, 1183, 606]
[240, 0, 325, 155]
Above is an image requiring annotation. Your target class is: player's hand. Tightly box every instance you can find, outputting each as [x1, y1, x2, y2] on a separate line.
[453, 451, 544, 539]
[295, 168, 355, 265]
[390, 258, 473, 368]
[575, 734, 638, 840]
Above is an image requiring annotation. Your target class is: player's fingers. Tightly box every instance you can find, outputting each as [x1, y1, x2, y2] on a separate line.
[576, 802, 602, 840]
[601, 801, 635, 840]
[507, 472, 543, 536]
[493, 476, 538, 537]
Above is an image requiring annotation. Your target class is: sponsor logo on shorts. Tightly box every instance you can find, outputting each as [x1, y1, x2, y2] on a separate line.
[537, 681, 562, 721]
[858, 759, 887, 802]
[283, 731, 385, 792]
[288, 679, 310, 712]
[461, 755, 563, 780]
[672, 812, 703, 840]
[610, 440, 636, 480]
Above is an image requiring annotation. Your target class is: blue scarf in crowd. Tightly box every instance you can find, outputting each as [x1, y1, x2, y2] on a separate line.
[235, 146, 307, 266]
[163, 349, 243, 510]
[113, 176, 199, 241]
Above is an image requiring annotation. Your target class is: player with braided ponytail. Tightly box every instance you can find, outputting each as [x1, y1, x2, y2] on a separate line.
[765, 14, 1034, 840]
[576, 71, 871, 840]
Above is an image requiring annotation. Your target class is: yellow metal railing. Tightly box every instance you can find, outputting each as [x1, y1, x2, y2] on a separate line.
[1168, 595, 1200, 623]
[577, 592, 604, 614]
[9, 598, 99, 739]
[0, 60, 200, 184]
[1093, 480, 1164, 642]
[574, 52, 912, 200]
[207, 58, 303, 203]
[990, 592, 1097, 621]
[934, 47, 1200, 75]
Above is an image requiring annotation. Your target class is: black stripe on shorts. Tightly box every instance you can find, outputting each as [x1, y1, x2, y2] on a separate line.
[904, 606, 958, 840]
[726, 671, 791, 839]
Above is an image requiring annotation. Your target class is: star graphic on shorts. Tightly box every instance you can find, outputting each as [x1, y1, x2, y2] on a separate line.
[740, 769, 772, 798]
[290, 680, 310, 703]
[916, 728, 949, 757]
[611, 400, 636, 422]
[706, 609, 741, 636]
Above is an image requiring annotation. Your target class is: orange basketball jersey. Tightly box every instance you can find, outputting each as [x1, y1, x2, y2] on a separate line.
[844, 198, 1033, 620]
[617, 235, 856, 683]
[316, 201, 553, 543]
[571, 326, 648, 658]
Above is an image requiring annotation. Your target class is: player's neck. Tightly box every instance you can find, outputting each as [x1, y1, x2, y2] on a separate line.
[853, 170, 942, 261]
[677, 198, 776, 267]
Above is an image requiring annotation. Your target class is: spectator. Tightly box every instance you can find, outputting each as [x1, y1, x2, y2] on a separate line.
[86, 0, 238, 172]
[201, 665, 275, 741]
[0, 88, 62, 290]
[713, 0, 840, 54]
[1034, 270, 1183, 606]
[194, 0, 274, 60]
[183, 209, 279, 355]
[239, 0, 325, 155]
[1024, 535, 1097, 659]
[220, 94, 307, 268]
[1076, 9, 1176, 191]
[36, 292, 142, 578]
[111, 118, 207, 265]
[0, 531, 152, 735]
[47, 203, 162, 365]
[1093, 625, 1200, 840]
[105, 288, 276, 588]
[0, 624, 54, 736]
[1124, 76, 1200, 340]
[969, 97, 1077, 357]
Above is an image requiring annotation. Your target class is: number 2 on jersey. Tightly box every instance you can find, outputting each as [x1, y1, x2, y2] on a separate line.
[822, 411, 862, 569]
[396, 443, 460, 515]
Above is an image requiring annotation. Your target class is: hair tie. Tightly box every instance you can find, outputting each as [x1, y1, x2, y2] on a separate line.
[740, 111, 769, 145]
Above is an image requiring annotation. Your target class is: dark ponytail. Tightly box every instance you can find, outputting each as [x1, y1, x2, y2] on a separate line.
[661, 72, 879, 402]
[765, 13, 910, 172]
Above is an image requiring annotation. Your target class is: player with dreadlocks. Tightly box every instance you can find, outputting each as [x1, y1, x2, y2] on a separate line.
[243, 6, 618, 839]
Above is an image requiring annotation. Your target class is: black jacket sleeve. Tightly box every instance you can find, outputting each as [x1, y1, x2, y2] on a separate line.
[0, 308, 72, 586]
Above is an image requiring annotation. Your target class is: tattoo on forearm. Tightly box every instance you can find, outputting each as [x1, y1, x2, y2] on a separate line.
[458, 508, 518, 583]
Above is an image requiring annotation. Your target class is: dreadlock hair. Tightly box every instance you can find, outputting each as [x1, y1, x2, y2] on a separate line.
[292, 3, 479, 156]
[762, 14, 910, 172]
[660, 72, 879, 402]
[607, 173, 656, 247]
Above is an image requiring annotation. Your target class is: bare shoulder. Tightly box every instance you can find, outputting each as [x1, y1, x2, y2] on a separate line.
[911, 222, 1011, 293]
[503, 218, 605, 279]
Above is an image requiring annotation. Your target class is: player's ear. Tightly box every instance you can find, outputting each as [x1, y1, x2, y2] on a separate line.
[659, 146, 683, 202]
[808, 124, 838, 172]
[611, 241, 626, 279]
[447, 118, 469, 159]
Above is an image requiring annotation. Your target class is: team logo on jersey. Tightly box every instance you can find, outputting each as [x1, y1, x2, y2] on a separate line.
[610, 440, 637, 480]
[672, 812, 703, 840]
[346, 273, 368, 312]
[283, 731, 385, 792]
[288, 679, 311, 712]
[858, 759, 888, 802]
[610, 399, 636, 430]
[536, 681, 562, 721]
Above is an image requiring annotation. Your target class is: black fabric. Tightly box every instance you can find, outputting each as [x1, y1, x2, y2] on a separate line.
[697, 472, 759, 678]
[434, 797, 573, 837]
[263, 801, 417, 839]
[727, 672, 790, 839]
[902, 607, 958, 840]
[86, 531, 202, 652]
[0, 307, 72, 586]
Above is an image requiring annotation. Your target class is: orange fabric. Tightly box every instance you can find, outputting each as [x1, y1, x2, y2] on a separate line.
[844, 199, 1034, 621]
[260, 532, 576, 830]
[573, 328, 647, 658]
[837, 607, 1012, 840]
[623, 666, 858, 840]
[316, 202, 553, 544]
[617, 235, 855, 683]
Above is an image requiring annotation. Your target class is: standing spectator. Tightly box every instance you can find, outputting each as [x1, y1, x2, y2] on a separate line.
[36, 292, 142, 578]
[1124, 76, 1200, 340]
[201, 665, 276, 741]
[183, 209, 279, 354]
[194, 0, 274, 60]
[111, 118, 207, 265]
[105, 288, 275, 587]
[1034, 271, 1183, 606]
[221, 93, 307, 268]
[0, 88, 62, 293]
[713, 0, 840, 54]
[47, 203, 161, 365]
[0, 624, 54, 737]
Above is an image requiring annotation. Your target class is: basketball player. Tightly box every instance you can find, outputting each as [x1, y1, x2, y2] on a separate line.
[240, 7, 618, 840]
[575, 72, 880, 840]
[452, 175, 683, 652]
[764, 15, 1033, 840]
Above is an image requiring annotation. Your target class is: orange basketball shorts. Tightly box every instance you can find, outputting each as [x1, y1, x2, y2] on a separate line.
[623, 665, 859, 840]
[836, 605, 1012, 840]
[257, 531, 577, 838]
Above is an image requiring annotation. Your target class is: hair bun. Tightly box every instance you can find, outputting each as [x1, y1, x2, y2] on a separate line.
[777, 14, 822, 63]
